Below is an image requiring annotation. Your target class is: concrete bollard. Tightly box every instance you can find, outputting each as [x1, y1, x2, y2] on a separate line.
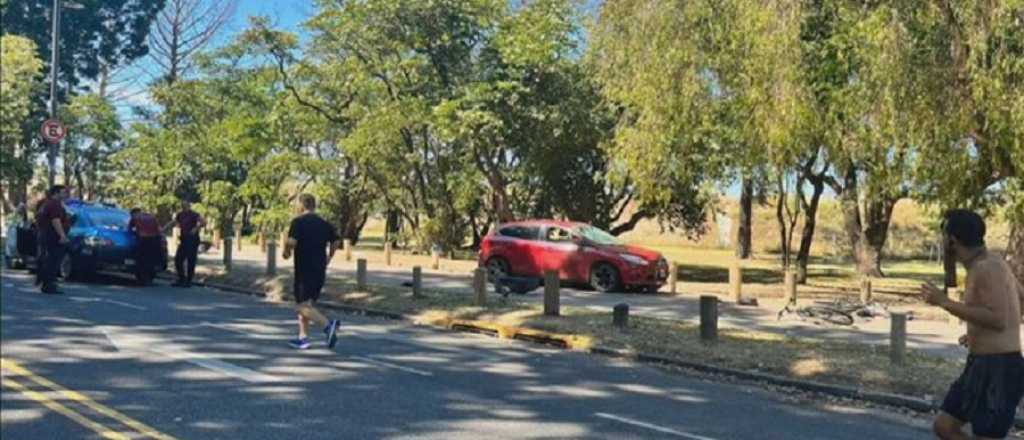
[700, 295, 718, 343]
[668, 261, 678, 295]
[223, 238, 233, 271]
[784, 270, 798, 303]
[357, 258, 367, 290]
[384, 242, 392, 266]
[431, 249, 440, 270]
[343, 239, 352, 262]
[266, 241, 277, 276]
[544, 270, 560, 316]
[860, 277, 873, 304]
[729, 262, 743, 302]
[412, 266, 423, 298]
[473, 268, 487, 306]
[613, 303, 629, 329]
[890, 312, 907, 365]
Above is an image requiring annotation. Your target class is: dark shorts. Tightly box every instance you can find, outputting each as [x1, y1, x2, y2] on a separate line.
[293, 260, 327, 304]
[941, 352, 1024, 438]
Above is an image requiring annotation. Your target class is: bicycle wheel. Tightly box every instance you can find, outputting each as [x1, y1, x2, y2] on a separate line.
[798, 306, 854, 326]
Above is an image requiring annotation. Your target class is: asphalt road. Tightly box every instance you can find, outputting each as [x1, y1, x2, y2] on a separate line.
[1, 268, 933, 439]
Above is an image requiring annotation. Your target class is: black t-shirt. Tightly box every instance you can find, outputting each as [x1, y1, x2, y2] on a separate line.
[287, 213, 339, 267]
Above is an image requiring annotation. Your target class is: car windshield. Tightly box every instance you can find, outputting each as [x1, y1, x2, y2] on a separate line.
[575, 225, 621, 246]
[86, 210, 130, 230]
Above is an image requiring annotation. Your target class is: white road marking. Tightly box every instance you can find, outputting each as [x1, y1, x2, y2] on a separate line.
[352, 355, 433, 377]
[594, 413, 719, 440]
[69, 296, 147, 311]
[102, 328, 279, 383]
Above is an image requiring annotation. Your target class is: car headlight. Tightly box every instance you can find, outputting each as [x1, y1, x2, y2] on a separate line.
[84, 236, 113, 247]
[620, 254, 649, 266]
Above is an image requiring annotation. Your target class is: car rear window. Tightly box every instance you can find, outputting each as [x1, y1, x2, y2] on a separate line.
[85, 210, 131, 230]
[499, 226, 539, 240]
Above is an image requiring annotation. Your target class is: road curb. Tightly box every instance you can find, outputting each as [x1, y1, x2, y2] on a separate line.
[169, 273, 1024, 428]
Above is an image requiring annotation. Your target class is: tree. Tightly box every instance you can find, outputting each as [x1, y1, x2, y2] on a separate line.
[910, 0, 1024, 276]
[1, 0, 165, 95]
[0, 34, 43, 213]
[589, 0, 728, 240]
[147, 0, 238, 84]
[61, 93, 121, 199]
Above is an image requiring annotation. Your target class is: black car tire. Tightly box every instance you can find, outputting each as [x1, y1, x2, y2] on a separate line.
[486, 257, 511, 282]
[590, 263, 621, 293]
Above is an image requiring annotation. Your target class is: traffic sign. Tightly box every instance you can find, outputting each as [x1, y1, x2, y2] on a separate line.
[41, 119, 66, 144]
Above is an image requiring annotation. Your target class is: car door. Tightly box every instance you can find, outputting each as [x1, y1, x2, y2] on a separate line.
[538, 225, 582, 281]
[492, 226, 540, 277]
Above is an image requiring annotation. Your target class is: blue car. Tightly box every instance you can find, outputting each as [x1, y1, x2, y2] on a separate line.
[63, 200, 169, 283]
[3, 200, 168, 283]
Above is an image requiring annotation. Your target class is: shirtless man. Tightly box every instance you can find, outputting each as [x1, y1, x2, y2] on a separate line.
[922, 209, 1024, 440]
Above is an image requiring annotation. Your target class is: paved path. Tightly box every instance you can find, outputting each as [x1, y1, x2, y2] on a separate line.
[0, 269, 934, 439]
[204, 248, 991, 360]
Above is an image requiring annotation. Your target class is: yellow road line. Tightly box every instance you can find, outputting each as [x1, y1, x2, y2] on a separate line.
[1, 358, 177, 440]
[1, 376, 131, 440]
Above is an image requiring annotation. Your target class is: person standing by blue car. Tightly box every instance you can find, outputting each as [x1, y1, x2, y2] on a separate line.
[129, 208, 162, 286]
[163, 200, 205, 288]
[35, 185, 71, 294]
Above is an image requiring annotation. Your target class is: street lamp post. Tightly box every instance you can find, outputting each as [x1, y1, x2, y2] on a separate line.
[46, 0, 83, 187]
[47, 0, 61, 187]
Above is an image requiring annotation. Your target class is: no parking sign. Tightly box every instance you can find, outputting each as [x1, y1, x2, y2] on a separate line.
[40, 119, 66, 144]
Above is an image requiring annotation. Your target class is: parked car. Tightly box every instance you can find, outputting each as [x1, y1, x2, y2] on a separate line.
[3, 210, 37, 271]
[3, 199, 168, 283]
[478, 220, 668, 293]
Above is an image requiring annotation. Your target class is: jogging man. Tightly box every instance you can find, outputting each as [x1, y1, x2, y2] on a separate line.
[163, 200, 205, 288]
[923, 210, 1024, 440]
[282, 194, 341, 350]
[129, 208, 162, 285]
[35, 185, 70, 294]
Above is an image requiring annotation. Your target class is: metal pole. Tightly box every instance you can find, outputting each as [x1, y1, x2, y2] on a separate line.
[47, 0, 61, 187]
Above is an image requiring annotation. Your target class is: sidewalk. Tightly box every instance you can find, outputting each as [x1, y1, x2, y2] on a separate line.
[196, 245, 985, 360]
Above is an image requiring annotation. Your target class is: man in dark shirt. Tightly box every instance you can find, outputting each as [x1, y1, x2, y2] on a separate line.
[163, 200, 205, 288]
[129, 208, 162, 285]
[35, 185, 70, 294]
[283, 194, 341, 350]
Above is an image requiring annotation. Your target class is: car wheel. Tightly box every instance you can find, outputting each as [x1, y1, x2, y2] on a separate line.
[590, 263, 621, 293]
[485, 257, 510, 282]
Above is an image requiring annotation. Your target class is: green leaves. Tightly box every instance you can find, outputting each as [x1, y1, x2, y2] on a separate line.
[0, 34, 43, 187]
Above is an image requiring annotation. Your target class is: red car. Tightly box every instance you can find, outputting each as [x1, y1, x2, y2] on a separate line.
[479, 220, 669, 293]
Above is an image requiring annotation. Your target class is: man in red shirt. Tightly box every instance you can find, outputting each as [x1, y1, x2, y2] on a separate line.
[129, 208, 162, 285]
[163, 200, 205, 288]
[35, 185, 70, 294]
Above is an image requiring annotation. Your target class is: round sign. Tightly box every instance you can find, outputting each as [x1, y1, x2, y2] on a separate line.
[41, 119, 66, 143]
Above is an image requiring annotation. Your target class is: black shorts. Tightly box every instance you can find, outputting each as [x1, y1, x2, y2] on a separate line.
[293, 263, 327, 304]
[941, 352, 1024, 438]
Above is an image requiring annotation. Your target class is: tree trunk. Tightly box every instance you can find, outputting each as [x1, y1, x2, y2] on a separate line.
[839, 166, 864, 268]
[796, 178, 825, 284]
[736, 176, 754, 259]
[1009, 223, 1023, 284]
[857, 197, 898, 277]
[775, 178, 792, 269]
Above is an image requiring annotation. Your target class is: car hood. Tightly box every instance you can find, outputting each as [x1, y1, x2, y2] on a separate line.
[599, 244, 662, 262]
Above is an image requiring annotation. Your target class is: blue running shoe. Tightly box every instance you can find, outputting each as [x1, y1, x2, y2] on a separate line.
[324, 320, 340, 349]
[288, 338, 311, 350]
